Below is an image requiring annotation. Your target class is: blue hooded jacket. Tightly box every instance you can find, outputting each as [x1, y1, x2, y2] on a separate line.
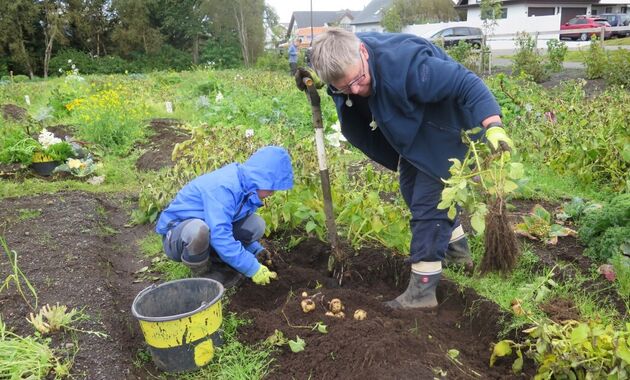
[155, 146, 293, 277]
[329, 33, 502, 182]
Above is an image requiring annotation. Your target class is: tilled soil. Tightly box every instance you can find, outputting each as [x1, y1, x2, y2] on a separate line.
[0, 191, 619, 379]
[135, 119, 189, 171]
[0, 192, 154, 380]
[230, 238, 526, 379]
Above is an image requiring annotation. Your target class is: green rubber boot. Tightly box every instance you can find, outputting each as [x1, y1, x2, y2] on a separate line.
[384, 271, 441, 310]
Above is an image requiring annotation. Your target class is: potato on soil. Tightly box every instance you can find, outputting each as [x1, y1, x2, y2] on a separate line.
[301, 291, 308, 298]
[328, 298, 344, 314]
[353, 309, 367, 320]
[301, 298, 316, 313]
[325, 311, 345, 318]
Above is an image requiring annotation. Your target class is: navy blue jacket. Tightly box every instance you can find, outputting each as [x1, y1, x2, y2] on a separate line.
[330, 33, 501, 181]
[156, 146, 293, 276]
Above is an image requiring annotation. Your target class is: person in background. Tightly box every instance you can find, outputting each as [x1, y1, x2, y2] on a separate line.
[155, 146, 294, 288]
[288, 38, 300, 76]
[299, 28, 513, 310]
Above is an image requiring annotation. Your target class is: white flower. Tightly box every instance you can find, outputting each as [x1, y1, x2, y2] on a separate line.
[67, 59, 72, 63]
[245, 129, 254, 138]
[38, 129, 62, 148]
[215, 92, 224, 102]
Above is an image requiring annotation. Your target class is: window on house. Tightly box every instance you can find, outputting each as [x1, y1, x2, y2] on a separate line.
[481, 7, 507, 20]
[528, 7, 555, 17]
[592, 9, 598, 15]
[621, 6, 627, 13]
[605, 7, 612, 13]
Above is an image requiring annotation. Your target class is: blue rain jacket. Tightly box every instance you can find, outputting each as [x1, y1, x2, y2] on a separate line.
[156, 146, 293, 277]
[329, 32, 502, 182]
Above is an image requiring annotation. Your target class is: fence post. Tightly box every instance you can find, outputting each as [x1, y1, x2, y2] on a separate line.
[600, 27, 605, 47]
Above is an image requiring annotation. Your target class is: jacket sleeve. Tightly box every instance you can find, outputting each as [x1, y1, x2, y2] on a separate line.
[201, 187, 261, 277]
[406, 56, 501, 125]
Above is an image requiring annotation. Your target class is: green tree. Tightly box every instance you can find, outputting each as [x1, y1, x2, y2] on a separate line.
[0, 0, 40, 77]
[41, 0, 70, 78]
[154, 0, 209, 64]
[382, 0, 459, 32]
[66, 0, 112, 56]
[111, 0, 163, 56]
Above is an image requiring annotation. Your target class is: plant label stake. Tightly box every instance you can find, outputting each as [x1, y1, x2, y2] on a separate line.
[24, 95, 31, 106]
[165, 101, 173, 114]
[299, 76, 346, 284]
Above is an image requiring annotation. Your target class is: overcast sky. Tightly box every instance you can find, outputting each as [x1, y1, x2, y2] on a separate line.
[265, 0, 373, 24]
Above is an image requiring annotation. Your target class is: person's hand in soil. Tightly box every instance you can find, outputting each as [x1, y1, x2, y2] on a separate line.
[252, 265, 277, 285]
[256, 248, 275, 268]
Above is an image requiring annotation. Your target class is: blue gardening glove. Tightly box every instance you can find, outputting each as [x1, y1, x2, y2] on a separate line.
[252, 265, 278, 285]
[485, 124, 514, 153]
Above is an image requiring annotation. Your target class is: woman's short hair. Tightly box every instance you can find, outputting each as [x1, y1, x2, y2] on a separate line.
[311, 28, 361, 84]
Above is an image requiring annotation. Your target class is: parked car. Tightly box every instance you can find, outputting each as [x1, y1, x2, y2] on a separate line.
[600, 13, 630, 37]
[428, 27, 483, 48]
[560, 16, 612, 41]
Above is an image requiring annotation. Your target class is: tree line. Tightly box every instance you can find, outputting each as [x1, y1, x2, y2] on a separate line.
[0, 0, 279, 78]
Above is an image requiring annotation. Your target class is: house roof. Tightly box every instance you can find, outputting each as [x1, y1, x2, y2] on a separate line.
[456, 0, 597, 7]
[351, 0, 393, 25]
[287, 10, 358, 33]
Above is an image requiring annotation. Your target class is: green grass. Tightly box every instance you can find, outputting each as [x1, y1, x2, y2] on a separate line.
[0, 155, 152, 199]
[17, 208, 42, 221]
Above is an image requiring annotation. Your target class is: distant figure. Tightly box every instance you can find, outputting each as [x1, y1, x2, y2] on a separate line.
[305, 46, 313, 68]
[288, 39, 300, 76]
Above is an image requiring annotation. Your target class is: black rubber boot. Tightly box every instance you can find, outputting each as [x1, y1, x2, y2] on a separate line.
[443, 238, 474, 274]
[384, 272, 441, 310]
[182, 255, 210, 277]
[204, 263, 245, 289]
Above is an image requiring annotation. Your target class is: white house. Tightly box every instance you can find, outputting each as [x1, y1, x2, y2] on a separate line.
[404, 0, 630, 49]
[351, 0, 393, 32]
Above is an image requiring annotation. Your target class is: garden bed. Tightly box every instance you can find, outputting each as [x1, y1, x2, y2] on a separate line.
[0, 191, 535, 379]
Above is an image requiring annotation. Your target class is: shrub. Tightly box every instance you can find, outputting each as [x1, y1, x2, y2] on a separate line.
[201, 38, 242, 69]
[604, 49, 630, 87]
[579, 193, 630, 262]
[255, 51, 289, 72]
[49, 49, 98, 75]
[585, 36, 607, 79]
[127, 45, 192, 73]
[545, 39, 567, 72]
[512, 32, 548, 83]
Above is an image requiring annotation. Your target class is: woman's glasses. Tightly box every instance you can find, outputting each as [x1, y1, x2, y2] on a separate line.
[330, 52, 366, 95]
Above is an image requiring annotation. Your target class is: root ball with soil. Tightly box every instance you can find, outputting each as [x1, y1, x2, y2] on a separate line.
[480, 198, 520, 274]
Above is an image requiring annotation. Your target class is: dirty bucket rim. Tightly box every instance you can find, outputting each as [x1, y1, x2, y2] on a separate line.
[131, 277, 224, 322]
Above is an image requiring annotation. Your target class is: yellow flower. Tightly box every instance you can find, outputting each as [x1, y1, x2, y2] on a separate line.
[67, 158, 82, 169]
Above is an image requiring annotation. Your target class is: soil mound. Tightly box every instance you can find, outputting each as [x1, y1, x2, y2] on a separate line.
[135, 118, 189, 171]
[231, 238, 521, 379]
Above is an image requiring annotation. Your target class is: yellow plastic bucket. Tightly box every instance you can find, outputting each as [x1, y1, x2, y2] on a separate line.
[131, 278, 224, 372]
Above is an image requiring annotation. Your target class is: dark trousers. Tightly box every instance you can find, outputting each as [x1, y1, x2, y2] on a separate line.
[399, 158, 459, 263]
[289, 62, 297, 76]
[163, 214, 265, 263]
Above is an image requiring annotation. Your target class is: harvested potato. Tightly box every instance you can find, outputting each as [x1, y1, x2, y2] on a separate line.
[353, 309, 367, 320]
[325, 311, 345, 318]
[301, 299, 316, 313]
[328, 298, 344, 314]
[301, 291, 308, 298]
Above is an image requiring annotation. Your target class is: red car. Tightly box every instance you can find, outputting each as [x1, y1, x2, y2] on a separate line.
[561, 16, 612, 41]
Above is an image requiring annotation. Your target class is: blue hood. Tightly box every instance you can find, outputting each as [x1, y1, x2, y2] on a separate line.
[241, 146, 294, 192]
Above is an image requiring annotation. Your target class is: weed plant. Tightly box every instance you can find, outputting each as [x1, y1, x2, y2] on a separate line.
[0, 237, 37, 310]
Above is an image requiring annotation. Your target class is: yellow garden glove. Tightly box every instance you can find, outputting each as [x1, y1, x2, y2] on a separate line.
[485, 123, 514, 153]
[252, 265, 278, 285]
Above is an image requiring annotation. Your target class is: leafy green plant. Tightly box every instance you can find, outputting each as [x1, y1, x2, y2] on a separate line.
[0, 317, 71, 380]
[439, 129, 523, 273]
[0, 236, 38, 310]
[53, 157, 99, 177]
[515, 204, 576, 245]
[27, 303, 86, 334]
[604, 49, 630, 87]
[512, 32, 548, 83]
[545, 39, 568, 73]
[556, 197, 602, 224]
[610, 253, 630, 303]
[585, 36, 607, 79]
[491, 318, 630, 379]
[579, 193, 630, 262]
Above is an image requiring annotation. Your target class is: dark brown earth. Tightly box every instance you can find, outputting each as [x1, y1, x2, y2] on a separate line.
[1, 104, 28, 122]
[135, 119, 189, 171]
